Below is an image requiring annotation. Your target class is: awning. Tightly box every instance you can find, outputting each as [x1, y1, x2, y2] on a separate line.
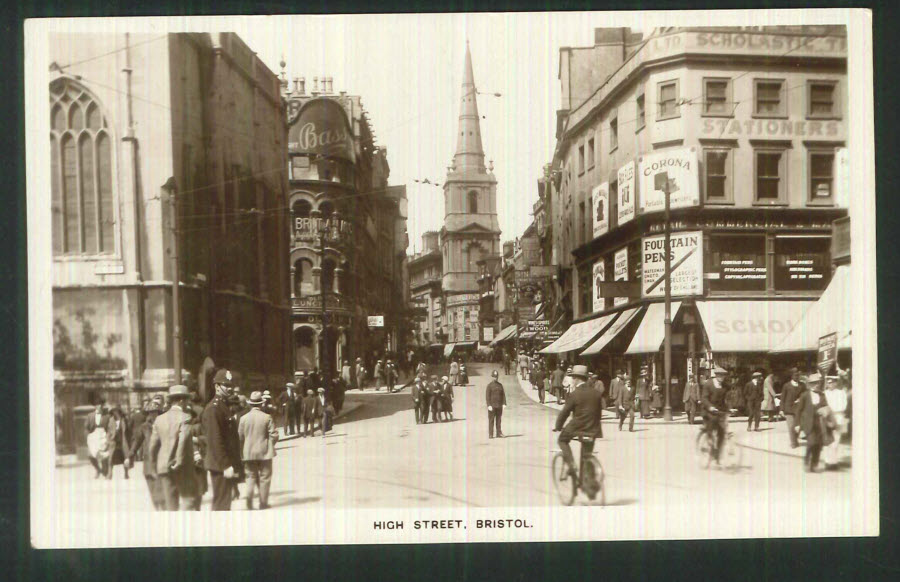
[696, 300, 814, 353]
[580, 307, 642, 355]
[456, 341, 477, 349]
[520, 331, 537, 340]
[428, 343, 444, 350]
[625, 302, 682, 354]
[771, 265, 852, 353]
[489, 325, 517, 346]
[443, 343, 455, 357]
[539, 312, 617, 354]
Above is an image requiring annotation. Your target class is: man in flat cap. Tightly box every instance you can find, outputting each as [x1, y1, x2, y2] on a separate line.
[277, 382, 299, 436]
[701, 367, 730, 463]
[238, 391, 279, 509]
[149, 384, 198, 511]
[485, 370, 507, 438]
[743, 371, 764, 432]
[201, 369, 242, 510]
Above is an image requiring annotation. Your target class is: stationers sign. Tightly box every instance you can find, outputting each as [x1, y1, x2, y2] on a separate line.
[288, 99, 356, 163]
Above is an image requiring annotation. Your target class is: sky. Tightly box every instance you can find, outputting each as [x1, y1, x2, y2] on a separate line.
[235, 13, 602, 253]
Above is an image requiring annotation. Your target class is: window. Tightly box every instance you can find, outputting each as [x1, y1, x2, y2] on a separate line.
[755, 149, 786, 203]
[636, 92, 645, 130]
[578, 263, 592, 317]
[809, 150, 835, 202]
[808, 82, 838, 118]
[754, 79, 786, 117]
[703, 148, 732, 203]
[578, 144, 585, 174]
[467, 190, 478, 213]
[609, 115, 618, 151]
[703, 78, 731, 116]
[658, 80, 679, 119]
[774, 236, 831, 291]
[587, 138, 595, 170]
[50, 78, 115, 256]
[709, 235, 767, 293]
[579, 201, 586, 245]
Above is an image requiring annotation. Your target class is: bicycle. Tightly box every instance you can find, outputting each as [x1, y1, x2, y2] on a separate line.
[695, 408, 743, 470]
[550, 433, 606, 506]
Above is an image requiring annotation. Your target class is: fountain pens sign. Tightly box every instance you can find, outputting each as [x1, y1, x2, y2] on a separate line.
[638, 148, 699, 214]
[288, 98, 356, 162]
[641, 231, 703, 298]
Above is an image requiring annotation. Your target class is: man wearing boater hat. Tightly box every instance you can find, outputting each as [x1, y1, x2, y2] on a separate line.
[201, 369, 242, 510]
[238, 391, 279, 509]
[149, 384, 199, 511]
[553, 364, 603, 495]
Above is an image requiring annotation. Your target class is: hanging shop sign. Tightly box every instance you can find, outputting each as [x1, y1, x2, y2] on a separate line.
[367, 315, 384, 328]
[592, 259, 606, 313]
[288, 98, 356, 162]
[641, 231, 704, 298]
[614, 247, 629, 307]
[446, 293, 480, 307]
[617, 161, 636, 226]
[527, 319, 550, 333]
[592, 182, 609, 238]
[638, 148, 699, 214]
[817, 332, 837, 375]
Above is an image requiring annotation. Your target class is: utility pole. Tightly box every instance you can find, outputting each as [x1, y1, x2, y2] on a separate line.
[662, 173, 673, 422]
[319, 230, 330, 385]
[165, 177, 183, 385]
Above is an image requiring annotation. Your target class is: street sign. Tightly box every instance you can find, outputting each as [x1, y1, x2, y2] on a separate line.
[817, 332, 837, 375]
[367, 315, 384, 328]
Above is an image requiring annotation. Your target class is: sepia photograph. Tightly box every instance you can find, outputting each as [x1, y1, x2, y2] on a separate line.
[25, 9, 877, 548]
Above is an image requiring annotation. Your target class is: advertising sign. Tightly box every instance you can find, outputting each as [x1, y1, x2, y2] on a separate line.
[641, 231, 703, 298]
[614, 247, 629, 306]
[817, 332, 837, 375]
[592, 182, 609, 238]
[617, 161, 636, 225]
[483, 327, 495, 342]
[527, 319, 550, 333]
[367, 315, 384, 328]
[592, 260, 606, 313]
[638, 148, 699, 214]
[288, 99, 356, 162]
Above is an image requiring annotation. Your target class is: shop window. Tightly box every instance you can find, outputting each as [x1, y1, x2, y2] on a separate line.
[703, 148, 733, 203]
[636, 91, 645, 131]
[809, 150, 836, 203]
[50, 78, 115, 256]
[754, 79, 786, 117]
[658, 80, 679, 120]
[754, 148, 787, 204]
[709, 235, 767, 293]
[808, 81, 838, 118]
[609, 115, 618, 151]
[587, 138, 595, 170]
[774, 236, 830, 292]
[703, 78, 731, 116]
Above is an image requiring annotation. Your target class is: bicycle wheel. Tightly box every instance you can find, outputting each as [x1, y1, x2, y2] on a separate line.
[721, 433, 743, 471]
[583, 456, 606, 506]
[695, 430, 713, 469]
[551, 453, 576, 506]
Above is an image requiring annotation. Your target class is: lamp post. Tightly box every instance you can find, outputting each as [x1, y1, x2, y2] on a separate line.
[660, 172, 674, 422]
[319, 229, 330, 386]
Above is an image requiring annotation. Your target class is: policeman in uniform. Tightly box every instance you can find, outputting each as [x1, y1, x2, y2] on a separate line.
[485, 370, 507, 438]
[201, 369, 242, 511]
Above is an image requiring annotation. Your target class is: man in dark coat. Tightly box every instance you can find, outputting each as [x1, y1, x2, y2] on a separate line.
[608, 370, 624, 412]
[149, 385, 198, 511]
[683, 372, 701, 425]
[301, 388, 321, 436]
[781, 368, 804, 449]
[429, 375, 444, 422]
[105, 406, 132, 480]
[637, 367, 652, 418]
[615, 376, 636, 432]
[551, 364, 566, 405]
[419, 374, 433, 424]
[743, 371, 764, 432]
[128, 399, 165, 510]
[485, 370, 507, 438]
[701, 367, 730, 462]
[795, 373, 828, 472]
[277, 382, 299, 436]
[531, 364, 546, 404]
[553, 365, 603, 493]
[201, 369, 242, 511]
[411, 377, 423, 424]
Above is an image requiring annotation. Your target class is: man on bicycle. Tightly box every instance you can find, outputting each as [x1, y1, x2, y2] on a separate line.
[701, 366, 730, 462]
[553, 365, 603, 496]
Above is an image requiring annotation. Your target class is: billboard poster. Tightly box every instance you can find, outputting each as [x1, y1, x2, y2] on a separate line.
[641, 231, 703, 298]
[617, 161, 636, 226]
[638, 147, 699, 214]
[288, 98, 356, 162]
[614, 247, 629, 306]
[592, 259, 606, 313]
[592, 182, 609, 238]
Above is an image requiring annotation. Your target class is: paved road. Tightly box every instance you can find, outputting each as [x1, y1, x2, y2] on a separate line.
[55, 363, 853, 515]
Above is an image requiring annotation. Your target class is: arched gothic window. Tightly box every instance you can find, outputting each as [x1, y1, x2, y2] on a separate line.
[467, 190, 478, 214]
[50, 78, 115, 255]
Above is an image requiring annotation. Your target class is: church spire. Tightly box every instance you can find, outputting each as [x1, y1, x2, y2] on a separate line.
[453, 42, 486, 173]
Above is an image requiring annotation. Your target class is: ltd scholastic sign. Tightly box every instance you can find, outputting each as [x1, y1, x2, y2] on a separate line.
[641, 231, 703, 298]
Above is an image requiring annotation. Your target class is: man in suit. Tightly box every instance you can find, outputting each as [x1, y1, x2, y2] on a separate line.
[301, 388, 321, 436]
[355, 359, 367, 391]
[85, 403, 111, 478]
[608, 370, 625, 412]
[149, 385, 198, 511]
[553, 365, 604, 495]
[128, 398, 165, 510]
[637, 366, 652, 418]
[743, 371, 764, 432]
[201, 369, 242, 511]
[701, 367, 730, 463]
[795, 373, 828, 472]
[386, 360, 398, 393]
[277, 382, 299, 436]
[781, 368, 804, 449]
[429, 375, 444, 422]
[551, 363, 566, 405]
[615, 376, 636, 432]
[485, 370, 507, 438]
[317, 387, 333, 435]
[411, 377, 422, 424]
[682, 371, 701, 425]
[419, 373, 433, 424]
[238, 391, 279, 510]
[531, 363, 546, 404]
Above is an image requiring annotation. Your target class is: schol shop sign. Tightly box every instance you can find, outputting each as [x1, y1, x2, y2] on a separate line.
[288, 99, 356, 162]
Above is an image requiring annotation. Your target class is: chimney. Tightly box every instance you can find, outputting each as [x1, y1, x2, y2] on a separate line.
[312, 76, 319, 94]
[326, 76, 333, 93]
[298, 77, 306, 95]
[293, 77, 300, 93]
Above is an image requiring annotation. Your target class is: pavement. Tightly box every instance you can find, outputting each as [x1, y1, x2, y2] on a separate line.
[52, 362, 852, 515]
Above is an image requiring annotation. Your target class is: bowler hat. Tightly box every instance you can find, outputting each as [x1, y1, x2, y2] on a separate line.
[248, 391, 264, 406]
[752, 371, 763, 377]
[286, 382, 296, 388]
[168, 384, 190, 398]
[570, 365, 589, 379]
[213, 369, 234, 386]
[317, 387, 325, 393]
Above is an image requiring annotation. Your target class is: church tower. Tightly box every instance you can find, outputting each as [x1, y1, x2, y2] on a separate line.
[440, 42, 501, 344]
